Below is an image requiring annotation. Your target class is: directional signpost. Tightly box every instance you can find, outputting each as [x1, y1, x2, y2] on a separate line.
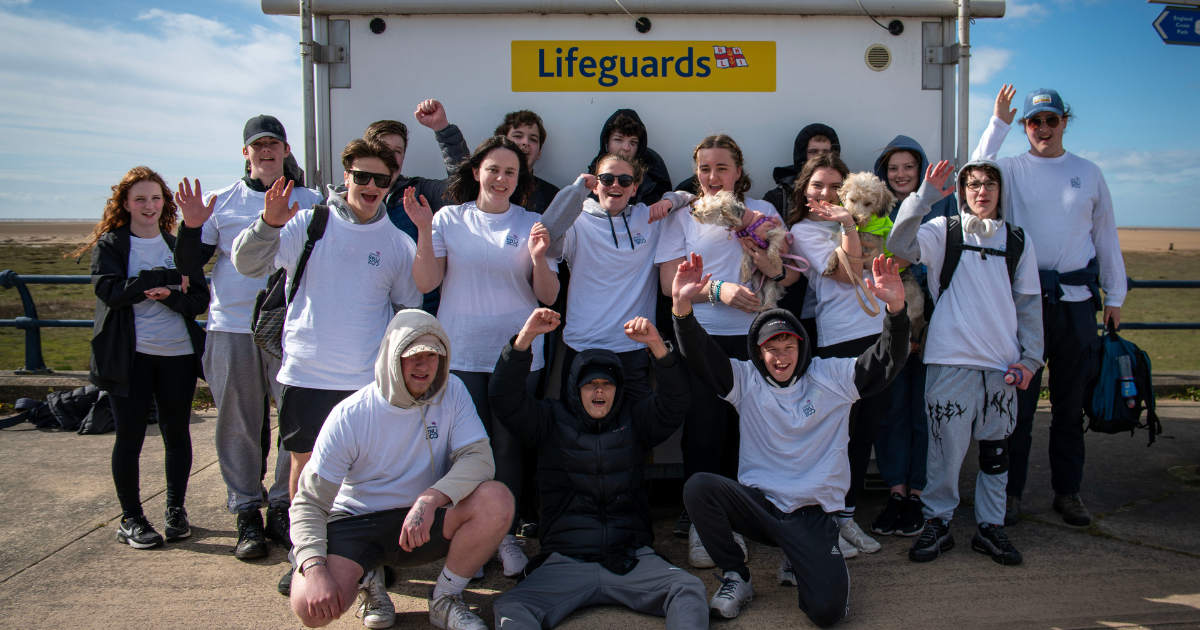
[1154, 6, 1200, 46]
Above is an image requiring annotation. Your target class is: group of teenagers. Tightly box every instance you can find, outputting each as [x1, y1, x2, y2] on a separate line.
[80, 82, 1126, 630]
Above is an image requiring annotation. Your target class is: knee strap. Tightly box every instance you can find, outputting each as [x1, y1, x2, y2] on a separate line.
[978, 439, 1009, 475]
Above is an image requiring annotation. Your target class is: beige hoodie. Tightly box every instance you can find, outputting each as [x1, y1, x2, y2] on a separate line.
[289, 309, 494, 569]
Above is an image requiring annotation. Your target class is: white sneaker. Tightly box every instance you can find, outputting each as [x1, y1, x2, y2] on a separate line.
[428, 590, 487, 630]
[709, 571, 754, 618]
[838, 534, 859, 559]
[497, 534, 528, 577]
[355, 569, 396, 629]
[778, 558, 796, 586]
[840, 519, 881, 554]
[688, 525, 748, 569]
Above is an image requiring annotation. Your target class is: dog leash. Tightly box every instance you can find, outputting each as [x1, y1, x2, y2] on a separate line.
[733, 215, 773, 249]
[835, 247, 881, 317]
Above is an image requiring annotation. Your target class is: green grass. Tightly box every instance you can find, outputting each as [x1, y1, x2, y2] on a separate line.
[1, 245, 1198, 372]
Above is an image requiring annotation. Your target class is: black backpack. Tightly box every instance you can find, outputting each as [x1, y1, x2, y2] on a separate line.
[936, 217, 1025, 301]
[1082, 326, 1163, 446]
[251, 205, 330, 359]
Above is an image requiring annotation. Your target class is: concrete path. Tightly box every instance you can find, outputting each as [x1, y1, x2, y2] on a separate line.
[1, 401, 1198, 630]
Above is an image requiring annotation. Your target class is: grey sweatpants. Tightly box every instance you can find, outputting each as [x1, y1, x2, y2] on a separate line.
[922, 364, 1017, 527]
[492, 547, 709, 630]
[203, 331, 290, 513]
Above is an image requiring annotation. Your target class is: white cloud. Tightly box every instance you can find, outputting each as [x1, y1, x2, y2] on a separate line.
[1076, 148, 1200, 187]
[0, 0, 32, 6]
[969, 47, 1014, 85]
[1006, 0, 1049, 20]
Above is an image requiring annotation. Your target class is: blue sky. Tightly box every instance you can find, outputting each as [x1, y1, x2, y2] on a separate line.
[1, 0, 1197, 226]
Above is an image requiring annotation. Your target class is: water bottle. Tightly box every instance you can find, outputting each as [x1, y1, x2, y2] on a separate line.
[1117, 355, 1137, 408]
[1004, 368, 1022, 385]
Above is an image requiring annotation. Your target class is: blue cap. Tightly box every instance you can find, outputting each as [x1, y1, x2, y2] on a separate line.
[1023, 88, 1064, 119]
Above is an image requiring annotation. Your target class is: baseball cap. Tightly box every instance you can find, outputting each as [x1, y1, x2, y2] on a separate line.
[578, 363, 619, 388]
[756, 318, 803, 346]
[244, 114, 288, 146]
[401, 334, 446, 358]
[1023, 88, 1065, 119]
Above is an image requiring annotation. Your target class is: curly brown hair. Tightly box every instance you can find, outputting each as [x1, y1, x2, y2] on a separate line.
[68, 166, 177, 258]
[445, 136, 534, 207]
[494, 110, 547, 148]
[692, 135, 752, 202]
[787, 153, 850, 227]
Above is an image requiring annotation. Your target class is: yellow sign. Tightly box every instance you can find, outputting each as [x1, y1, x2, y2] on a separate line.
[511, 41, 776, 92]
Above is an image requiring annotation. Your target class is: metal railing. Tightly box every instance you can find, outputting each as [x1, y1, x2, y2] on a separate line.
[2, 270, 1198, 374]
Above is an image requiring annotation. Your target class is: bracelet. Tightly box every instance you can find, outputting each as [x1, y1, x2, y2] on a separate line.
[671, 308, 690, 318]
[299, 558, 326, 575]
[840, 222, 855, 234]
[771, 269, 787, 283]
[707, 280, 718, 306]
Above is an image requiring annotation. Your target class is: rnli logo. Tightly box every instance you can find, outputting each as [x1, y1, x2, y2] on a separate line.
[164, 255, 176, 269]
[713, 46, 748, 69]
[426, 421, 438, 440]
[505, 234, 519, 247]
[1070, 177, 1081, 189]
[803, 400, 816, 417]
[633, 232, 647, 245]
[367, 251, 381, 266]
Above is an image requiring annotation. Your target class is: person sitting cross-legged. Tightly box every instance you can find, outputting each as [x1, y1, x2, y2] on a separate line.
[488, 308, 709, 630]
[288, 309, 513, 630]
[671, 252, 909, 626]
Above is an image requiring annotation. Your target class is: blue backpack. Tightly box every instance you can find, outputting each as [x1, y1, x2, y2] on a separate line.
[1082, 327, 1162, 446]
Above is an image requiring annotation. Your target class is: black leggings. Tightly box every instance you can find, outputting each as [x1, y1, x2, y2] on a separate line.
[817, 334, 893, 511]
[453, 369, 539, 534]
[110, 352, 198, 518]
[682, 334, 749, 482]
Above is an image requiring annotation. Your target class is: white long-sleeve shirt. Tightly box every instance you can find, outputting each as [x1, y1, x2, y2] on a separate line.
[972, 116, 1126, 307]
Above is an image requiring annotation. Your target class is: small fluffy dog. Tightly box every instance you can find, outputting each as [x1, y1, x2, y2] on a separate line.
[690, 190, 798, 311]
[823, 172, 925, 329]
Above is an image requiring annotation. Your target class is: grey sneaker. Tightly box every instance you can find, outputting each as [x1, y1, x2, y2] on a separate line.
[709, 571, 754, 619]
[1053, 493, 1092, 527]
[428, 589, 487, 630]
[1004, 495, 1021, 527]
[778, 558, 796, 586]
[839, 519, 881, 553]
[356, 569, 395, 629]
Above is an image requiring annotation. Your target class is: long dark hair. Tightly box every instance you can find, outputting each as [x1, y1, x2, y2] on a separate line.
[787, 153, 850, 227]
[445, 136, 534, 207]
[68, 166, 178, 259]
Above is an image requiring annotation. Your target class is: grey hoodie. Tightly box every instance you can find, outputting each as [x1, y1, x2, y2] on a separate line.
[541, 175, 694, 260]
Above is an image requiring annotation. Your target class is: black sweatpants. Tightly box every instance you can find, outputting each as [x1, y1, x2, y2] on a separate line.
[1009, 298, 1096, 498]
[817, 334, 893, 511]
[560, 343, 652, 405]
[684, 473, 850, 628]
[682, 334, 749, 482]
[110, 352, 198, 518]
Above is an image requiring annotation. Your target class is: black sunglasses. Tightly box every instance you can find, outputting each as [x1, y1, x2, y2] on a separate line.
[598, 173, 635, 188]
[349, 170, 391, 188]
[1025, 115, 1061, 129]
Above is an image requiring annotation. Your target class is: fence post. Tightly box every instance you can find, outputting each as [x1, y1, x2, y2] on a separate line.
[0, 271, 51, 375]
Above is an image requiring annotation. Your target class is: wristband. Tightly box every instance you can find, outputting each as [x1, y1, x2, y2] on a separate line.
[714, 280, 724, 305]
[771, 269, 787, 283]
[299, 558, 326, 575]
[840, 222, 855, 235]
[671, 308, 690, 318]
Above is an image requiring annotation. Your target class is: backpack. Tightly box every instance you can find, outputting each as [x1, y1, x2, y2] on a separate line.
[937, 217, 1025, 300]
[251, 205, 330, 359]
[1082, 326, 1163, 446]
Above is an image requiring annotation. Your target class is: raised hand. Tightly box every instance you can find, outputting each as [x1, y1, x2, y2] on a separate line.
[672, 252, 712, 305]
[865, 255, 906, 314]
[528, 222, 550, 259]
[580, 174, 598, 190]
[262, 178, 301, 228]
[413, 99, 449, 131]
[647, 199, 672, 223]
[623, 316, 661, 346]
[402, 186, 433, 232]
[994, 84, 1017, 125]
[175, 178, 215, 229]
[516, 308, 561, 350]
[808, 199, 854, 228]
[924, 160, 957, 199]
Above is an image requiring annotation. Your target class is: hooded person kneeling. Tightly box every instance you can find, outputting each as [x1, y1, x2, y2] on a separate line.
[288, 309, 511, 630]
[487, 308, 710, 629]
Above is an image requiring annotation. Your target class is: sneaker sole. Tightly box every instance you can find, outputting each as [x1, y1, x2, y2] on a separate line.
[689, 556, 716, 569]
[362, 614, 397, 629]
[895, 526, 924, 537]
[870, 526, 896, 536]
[116, 532, 163, 549]
[165, 528, 192, 542]
[235, 543, 270, 560]
[710, 595, 753, 619]
[971, 538, 1023, 565]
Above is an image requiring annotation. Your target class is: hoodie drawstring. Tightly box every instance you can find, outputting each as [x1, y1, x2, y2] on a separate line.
[604, 211, 636, 250]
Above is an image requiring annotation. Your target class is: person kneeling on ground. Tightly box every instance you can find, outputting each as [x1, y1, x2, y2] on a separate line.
[488, 309, 709, 629]
[671, 252, 909, 626]
[886, 159, 1043, 565]
[289, 309, 512, 630]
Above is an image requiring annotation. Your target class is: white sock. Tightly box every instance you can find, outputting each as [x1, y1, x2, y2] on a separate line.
[836, 508, 855, 527]
[432, 566, 471, 600]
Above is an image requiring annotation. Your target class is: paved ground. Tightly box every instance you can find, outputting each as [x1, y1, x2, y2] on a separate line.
[0, 400, 1198, 630]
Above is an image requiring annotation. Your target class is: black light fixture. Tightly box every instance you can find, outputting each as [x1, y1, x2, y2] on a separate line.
[369, 18, 386, 34]
[635, 17, 651, 33]
[887, 19, 904, 36]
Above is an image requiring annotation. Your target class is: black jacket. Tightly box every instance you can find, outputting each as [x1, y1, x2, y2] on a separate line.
[587, 109, 671, 207]
[763, 123, 843, 222]
[489, 339, 689, 560]
[89, 226, 209, 397]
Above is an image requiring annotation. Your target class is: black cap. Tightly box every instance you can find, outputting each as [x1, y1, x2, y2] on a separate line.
[756, 318, 803, 346]
[244, 115, 287, 146]
[578, 364, 619, 388]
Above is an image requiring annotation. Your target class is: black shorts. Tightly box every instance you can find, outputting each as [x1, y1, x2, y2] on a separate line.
[327, 507, 452, 575]
[278, 385, 356, 452]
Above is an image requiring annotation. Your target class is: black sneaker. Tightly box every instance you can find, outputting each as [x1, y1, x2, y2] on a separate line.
[871, 493, 905, 535]
[908, 518, 953, 562]
[895, 494, 926, 537]
[673, 509, 692, 538]
[235, 509, 269, 560]
[116, 515, 164, 549]
[265, 504, 292, 548]
[277, 566, 294, 597]
[1053, 493, 1092, 527]
[519, 521, 539, 538]
[972, 523, 1022, 565]
[1004, 495, 1020, 527]
[164, 506, 191, 541]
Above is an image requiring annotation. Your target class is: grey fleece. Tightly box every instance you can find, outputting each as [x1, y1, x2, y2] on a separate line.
[541, 176, 694, 260]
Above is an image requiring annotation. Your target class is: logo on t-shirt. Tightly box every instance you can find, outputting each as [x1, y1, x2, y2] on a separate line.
[1070, 177, 1081, 189]
[164, 255, 176, 269]
[367, 251, 381, 266]
[426, 421, 438, 440]
[803, 400, 816, 417]
[505, 234, 519, 247]
[633, 232, 647, 245]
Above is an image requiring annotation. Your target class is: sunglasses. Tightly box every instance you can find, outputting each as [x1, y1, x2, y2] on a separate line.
[349, 170, 391, 188]
[1024, 115, 1061, 130]
[598, 173, 635, 188]
[965, 180, 999, 192]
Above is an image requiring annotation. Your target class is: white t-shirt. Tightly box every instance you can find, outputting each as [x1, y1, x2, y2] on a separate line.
[726, 357, 860, 513]
[789, 220, 885, 348]
[311, 379, 489, 515]
[562, 203, 663, 352]
[274, 209, 422, 390]
[432, 202, 559, 372]
[916, 217, 1042, 371]
[128, 234, 191, 356]
[655, 197, 779, 336]
[201, 180, 324, 334]
[974, 117, 1126, 306]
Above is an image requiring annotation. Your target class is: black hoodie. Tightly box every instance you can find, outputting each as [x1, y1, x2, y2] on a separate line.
[489, 337, 689, 562]
[763, 124, 843, 221]
[587, 109, 672, 207]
